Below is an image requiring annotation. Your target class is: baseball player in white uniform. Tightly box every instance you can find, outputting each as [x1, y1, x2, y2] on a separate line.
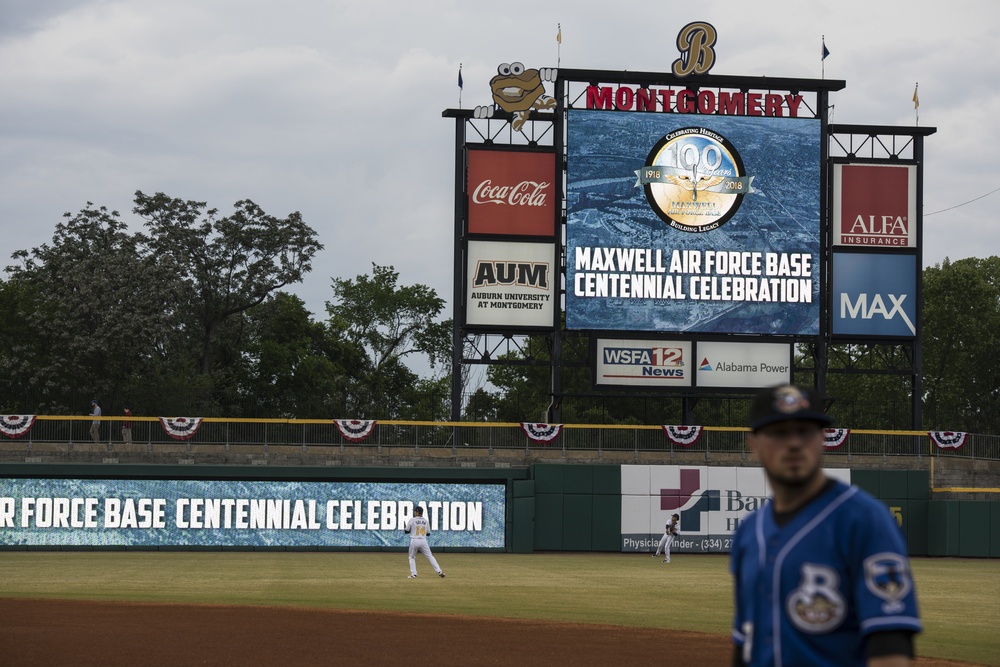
[404, 506, 445, 579]
[652, 513, 679, 563]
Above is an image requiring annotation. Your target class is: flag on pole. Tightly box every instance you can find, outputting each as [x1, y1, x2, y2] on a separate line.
[557, 24, 562, 44]
[912, 83, 919, 109]
[822, 37, 830, 60]
[458, 64, 463, 90]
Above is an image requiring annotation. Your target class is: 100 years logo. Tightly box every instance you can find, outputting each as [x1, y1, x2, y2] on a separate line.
[636, 127, 753, 233]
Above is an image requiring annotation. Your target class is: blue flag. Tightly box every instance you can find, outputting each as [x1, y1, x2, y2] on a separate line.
[458, 67, 463, 89]
[822, 39, 830, 60]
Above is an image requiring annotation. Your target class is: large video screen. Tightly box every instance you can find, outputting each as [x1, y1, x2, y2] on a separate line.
[565, 109, 822, 335]
[0, 479, 506, 548]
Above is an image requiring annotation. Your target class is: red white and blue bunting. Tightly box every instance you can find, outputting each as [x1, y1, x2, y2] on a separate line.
[335, 419, 377, 443]
[158, 417, 203, 440]
[662, 425, 703, 447]
[0, 415, 36, 439]
[929, 431, 967, 450]
[521, 422, 562, 444]
[822, 428, 850, 449]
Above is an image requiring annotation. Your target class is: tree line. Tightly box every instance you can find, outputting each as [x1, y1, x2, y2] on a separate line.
[2, 193, 998, 433]
[0, 193, 450, 420]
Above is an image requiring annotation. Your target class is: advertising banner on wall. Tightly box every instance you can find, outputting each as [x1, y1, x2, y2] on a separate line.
[695, 341, 792, 388]
[467, 149, 556, 237]
[565, 110, 822, 335]
[832, 164, 917, 248]
[0, 479, 506, 548]
[832, 253, 917, 337]
[594, 338, 692, 387]
[465, 239, 556, 328]
[620, 465, 850, 553]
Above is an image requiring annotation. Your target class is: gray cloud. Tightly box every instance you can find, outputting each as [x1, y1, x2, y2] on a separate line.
[1, 0, 998, 319]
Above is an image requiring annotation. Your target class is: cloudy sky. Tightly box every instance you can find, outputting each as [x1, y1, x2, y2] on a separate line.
[2, 0, 997, 321]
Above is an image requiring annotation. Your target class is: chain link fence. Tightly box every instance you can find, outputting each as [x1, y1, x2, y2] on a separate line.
[5, 417, 998, 461]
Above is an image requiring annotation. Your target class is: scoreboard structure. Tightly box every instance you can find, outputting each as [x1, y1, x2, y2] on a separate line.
[444, 23, 935, 426]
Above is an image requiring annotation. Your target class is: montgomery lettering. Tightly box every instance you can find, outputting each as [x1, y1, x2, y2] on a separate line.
[587, 86, 806, 117]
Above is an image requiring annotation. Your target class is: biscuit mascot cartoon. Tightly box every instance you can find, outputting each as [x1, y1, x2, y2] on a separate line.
[474, 62, 557, 131]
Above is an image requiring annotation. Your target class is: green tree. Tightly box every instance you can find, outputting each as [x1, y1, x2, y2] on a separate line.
[235, 292, 364, 418]
[133, 191, 323, 377]
[922, 257, 1000, 431]
[4, 203, 184, 413]
[326, 264, 450, 419]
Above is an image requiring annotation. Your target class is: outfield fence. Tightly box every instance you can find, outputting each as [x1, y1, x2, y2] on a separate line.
[5, 417, 1000, 462]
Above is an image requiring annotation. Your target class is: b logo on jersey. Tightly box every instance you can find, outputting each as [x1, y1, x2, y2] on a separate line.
[864, 553, 912, 614]
[786, 563, 846, 633]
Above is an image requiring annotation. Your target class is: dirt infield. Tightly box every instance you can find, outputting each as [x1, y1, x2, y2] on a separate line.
[0, 599, 979, 666]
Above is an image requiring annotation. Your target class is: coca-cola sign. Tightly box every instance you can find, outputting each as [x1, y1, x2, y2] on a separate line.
[472, 180, 549, 207]
[468, 149, 555, 236]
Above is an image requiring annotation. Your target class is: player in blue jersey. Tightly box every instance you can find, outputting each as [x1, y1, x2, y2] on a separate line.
[731, 385, 921, 667]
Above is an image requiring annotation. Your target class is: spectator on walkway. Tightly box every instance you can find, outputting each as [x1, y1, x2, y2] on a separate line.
[122, 407, 133, 445]
[89, 399, 102, 445]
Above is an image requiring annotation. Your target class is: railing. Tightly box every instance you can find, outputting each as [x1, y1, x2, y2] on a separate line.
[4, 417, 999, 462]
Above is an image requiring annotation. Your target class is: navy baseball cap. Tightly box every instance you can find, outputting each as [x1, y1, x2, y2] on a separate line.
[749, 384, 833, 432]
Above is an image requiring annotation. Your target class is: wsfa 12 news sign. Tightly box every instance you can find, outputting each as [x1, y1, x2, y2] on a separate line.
[594, 339, 692, 387]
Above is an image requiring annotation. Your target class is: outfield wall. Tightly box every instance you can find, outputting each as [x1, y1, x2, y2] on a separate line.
[526, 463, 999, 557]
[1, 463, 997, 557]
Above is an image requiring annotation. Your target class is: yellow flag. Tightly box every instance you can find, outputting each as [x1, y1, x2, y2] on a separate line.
[557, 24, 562, 44]
[912, 84, 919, 109]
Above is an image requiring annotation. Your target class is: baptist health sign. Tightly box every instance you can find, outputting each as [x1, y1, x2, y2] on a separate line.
[620, 465, 851, 553]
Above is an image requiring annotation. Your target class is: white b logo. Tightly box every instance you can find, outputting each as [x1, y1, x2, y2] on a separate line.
[786, 563, 847, 633]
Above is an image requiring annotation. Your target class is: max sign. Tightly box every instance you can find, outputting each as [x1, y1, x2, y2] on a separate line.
[832, 253, 917, 337]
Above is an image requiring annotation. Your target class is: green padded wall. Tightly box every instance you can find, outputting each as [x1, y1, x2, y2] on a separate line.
[562, 494, 593, 551]
[592, 494, 622, 552]
[907, 500, 929, 556]
[882, 499, 907, 537]
[592, 465, 621, 495]
[879, 470, 908, 499]
[928, 501, 960, 557]
[851, 469, 879, 497]
[992, 502, 1000, 558]
[511, 497, 534, 553]
[959, 501, 991, 557]
[563, 466, 594, 494]
[534, 494, 563, 550]
[907, 470, 929, 500]
[532, 464, 564, 494]
[513, 480, 534, 498]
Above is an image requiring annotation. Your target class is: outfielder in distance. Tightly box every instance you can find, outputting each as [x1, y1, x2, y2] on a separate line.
[652, 513, 680, 563]
[404, 506, 445, 579]
[731, 385, 921, 667]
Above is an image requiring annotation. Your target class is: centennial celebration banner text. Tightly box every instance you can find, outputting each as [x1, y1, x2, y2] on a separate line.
[0, 479, 506, 548]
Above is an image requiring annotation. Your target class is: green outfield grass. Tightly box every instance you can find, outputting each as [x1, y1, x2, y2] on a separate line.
[1, 552, 997, 665]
